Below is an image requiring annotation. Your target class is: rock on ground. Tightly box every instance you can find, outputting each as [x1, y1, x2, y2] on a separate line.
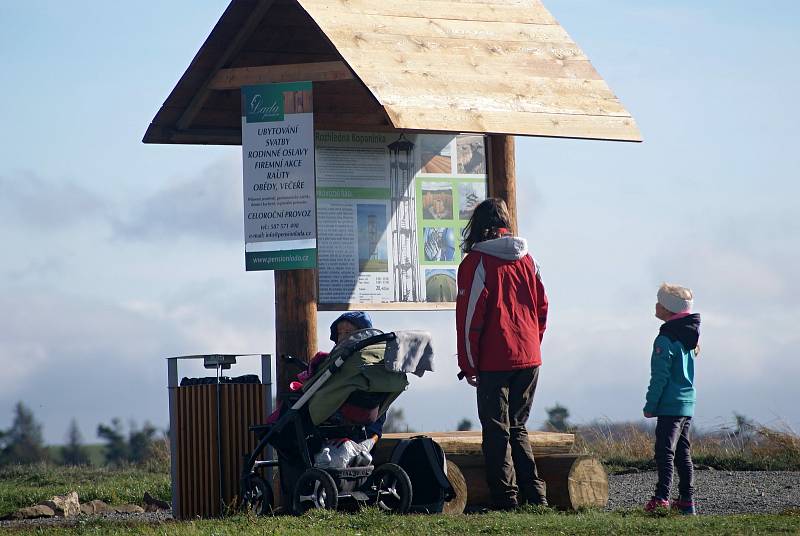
[143, 491, 171, 511]
[114, 504, 145, 514]
[10, 505, 55, 520]
[41, 491, 80, 517]
[80, 500, 113, 515]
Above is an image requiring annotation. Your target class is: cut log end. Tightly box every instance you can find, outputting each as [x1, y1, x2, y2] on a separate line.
[560, 455, 608, 510]
[442, 460, 467, 514]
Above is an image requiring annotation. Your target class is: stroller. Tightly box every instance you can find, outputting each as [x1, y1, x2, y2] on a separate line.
[240, 328, 421, 515]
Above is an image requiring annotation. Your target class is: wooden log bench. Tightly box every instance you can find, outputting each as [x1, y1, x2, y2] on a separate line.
[374, 431, 607, 513]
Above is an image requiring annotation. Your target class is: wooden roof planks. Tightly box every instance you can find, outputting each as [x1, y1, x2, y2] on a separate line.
[143, 0, 641, 144]
[298, 0, 640, 141]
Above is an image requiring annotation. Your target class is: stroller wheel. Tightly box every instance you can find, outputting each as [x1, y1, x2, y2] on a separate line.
[292, 468, 339, 514]
[241, 473, 274, 515]
[371, 463, 413, 513]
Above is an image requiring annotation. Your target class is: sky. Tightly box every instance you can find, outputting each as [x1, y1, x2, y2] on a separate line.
[1, 1, 798, 444]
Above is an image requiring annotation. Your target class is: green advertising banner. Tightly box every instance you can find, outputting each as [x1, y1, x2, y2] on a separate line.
[241, 82, 316, 271]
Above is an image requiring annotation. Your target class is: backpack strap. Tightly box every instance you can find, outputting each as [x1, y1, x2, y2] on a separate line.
[420, 438, 455, 501]
[389, 438, 413, 465]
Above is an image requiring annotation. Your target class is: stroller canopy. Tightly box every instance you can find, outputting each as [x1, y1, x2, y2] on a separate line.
[307, 329, 409, 425]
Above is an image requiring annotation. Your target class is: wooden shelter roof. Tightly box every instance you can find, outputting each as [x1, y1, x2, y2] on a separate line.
[143, 0, 641, 145]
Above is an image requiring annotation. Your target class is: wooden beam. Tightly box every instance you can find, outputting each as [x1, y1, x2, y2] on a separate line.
[274, 269, 318, 398]
[487, 135, 517, 232]
[385, 107, 641, 142]
[166, 127, 241, 145]
[375, 431, 574, 458]
[176, 0, 277, 131]
[209, 61, 353, 90]
[299, 0, 560, 25]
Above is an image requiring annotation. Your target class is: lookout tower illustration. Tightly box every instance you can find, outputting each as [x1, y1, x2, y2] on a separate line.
[388, 136, 420, 302]
[367, 215, 379, 261]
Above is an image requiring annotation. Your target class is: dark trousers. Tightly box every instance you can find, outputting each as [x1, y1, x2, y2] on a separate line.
[654, 416, 695, 501]
[477, 366, 547, 507]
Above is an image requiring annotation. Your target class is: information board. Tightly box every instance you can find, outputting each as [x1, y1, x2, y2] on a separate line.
[315, 131, 487, 309]
[241, 82, 316, 271]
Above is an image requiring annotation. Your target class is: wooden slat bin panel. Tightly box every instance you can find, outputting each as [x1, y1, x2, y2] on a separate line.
[174, 383, 266, 519]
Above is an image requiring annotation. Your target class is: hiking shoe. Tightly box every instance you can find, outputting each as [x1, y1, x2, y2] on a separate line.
[529, 498, 548, 508]
[671, 499, 697, 515]
[490, 500, 519, 512]
[521, 496, 549, 508]
[644, 497, 670, 512]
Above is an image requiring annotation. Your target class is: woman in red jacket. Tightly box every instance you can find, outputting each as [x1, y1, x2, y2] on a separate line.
[456, 198, 549, 509]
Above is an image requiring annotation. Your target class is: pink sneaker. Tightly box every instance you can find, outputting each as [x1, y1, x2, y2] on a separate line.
[671, 499, 697, 515]
[644, 497, 670, 512]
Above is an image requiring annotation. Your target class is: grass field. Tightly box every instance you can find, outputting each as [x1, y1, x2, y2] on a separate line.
[1, 464, 799, 534]
[2, 508, 800, 535]
[0, 465, 170, 519]
[3, 427, 800, 534]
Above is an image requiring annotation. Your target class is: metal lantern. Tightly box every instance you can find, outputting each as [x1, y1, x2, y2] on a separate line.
[388, 134, 419, 302]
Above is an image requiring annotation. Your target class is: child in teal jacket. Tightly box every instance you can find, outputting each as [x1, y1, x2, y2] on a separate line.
[643, 283, 700, 515]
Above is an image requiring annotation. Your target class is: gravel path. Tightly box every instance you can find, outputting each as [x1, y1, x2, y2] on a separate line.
[607, 470, 800, 514]
[0, 511, 172, 530]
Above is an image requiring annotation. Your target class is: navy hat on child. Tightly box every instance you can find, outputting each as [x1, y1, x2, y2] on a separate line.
[329, 311, 373, 342]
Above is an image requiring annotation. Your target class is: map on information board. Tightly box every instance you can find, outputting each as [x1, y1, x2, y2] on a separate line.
[315, 131, 487, 309]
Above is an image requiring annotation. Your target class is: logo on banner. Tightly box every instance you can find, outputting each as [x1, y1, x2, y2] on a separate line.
[247, 93, 283, 122]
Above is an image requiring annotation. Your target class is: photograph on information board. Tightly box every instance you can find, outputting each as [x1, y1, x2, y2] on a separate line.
[315, 130, 487, 309]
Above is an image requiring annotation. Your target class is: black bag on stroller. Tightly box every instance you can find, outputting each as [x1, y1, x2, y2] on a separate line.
[390, 436, 455, 513]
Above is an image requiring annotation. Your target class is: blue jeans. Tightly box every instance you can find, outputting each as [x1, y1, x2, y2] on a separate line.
[654, 416, 694, 500]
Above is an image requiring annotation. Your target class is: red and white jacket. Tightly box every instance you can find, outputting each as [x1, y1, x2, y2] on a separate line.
[456, 235, 548, 377]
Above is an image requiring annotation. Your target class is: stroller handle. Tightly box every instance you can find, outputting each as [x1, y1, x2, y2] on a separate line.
[281, 354, 306, 367]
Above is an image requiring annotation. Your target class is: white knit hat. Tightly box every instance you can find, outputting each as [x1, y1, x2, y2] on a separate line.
[657, 284, 693, 314]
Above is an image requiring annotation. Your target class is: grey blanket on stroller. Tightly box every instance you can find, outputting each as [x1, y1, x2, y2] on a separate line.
[383, 330, 434, 377]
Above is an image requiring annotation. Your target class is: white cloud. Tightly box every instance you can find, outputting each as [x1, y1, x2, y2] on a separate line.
[111, 157, 243, 242]
[0, 171, 108, 229]
[0, 280, 277, 443]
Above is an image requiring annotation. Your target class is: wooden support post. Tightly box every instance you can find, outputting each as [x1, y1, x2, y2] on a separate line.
[274, 269, 317, 398]
[487, 135, 518, 232]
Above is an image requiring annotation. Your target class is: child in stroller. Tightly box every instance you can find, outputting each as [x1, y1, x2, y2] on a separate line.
[241, 314, 430, 515]
[301, 312, 387, 448]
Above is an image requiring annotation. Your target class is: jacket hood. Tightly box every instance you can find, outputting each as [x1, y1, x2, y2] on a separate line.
[659, 313, 701, 350]
[471, 236, 528, 260]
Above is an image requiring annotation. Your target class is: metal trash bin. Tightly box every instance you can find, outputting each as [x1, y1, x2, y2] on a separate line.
[167, 354, 272, 519]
